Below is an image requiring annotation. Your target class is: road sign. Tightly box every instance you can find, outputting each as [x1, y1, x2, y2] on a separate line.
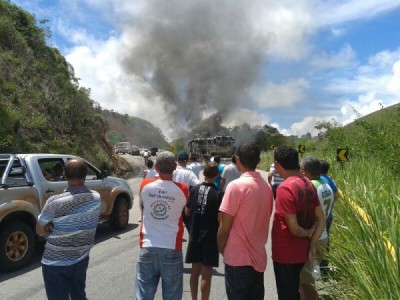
[298, 145, 305, 153]
[337, 148, 349, 162]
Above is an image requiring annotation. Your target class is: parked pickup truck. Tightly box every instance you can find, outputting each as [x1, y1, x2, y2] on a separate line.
[0, 153, 134, 271]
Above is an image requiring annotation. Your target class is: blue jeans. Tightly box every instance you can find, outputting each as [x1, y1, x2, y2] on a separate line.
[225, 264, 264, 300]
[135, 247, 183, 300]
[42, 256, 89, 300]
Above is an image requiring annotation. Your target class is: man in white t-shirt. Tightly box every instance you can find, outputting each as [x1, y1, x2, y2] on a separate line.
[188, 155, 203, 179]
[173, 151, 200, 189]
[220, 155, 241, 191]
[136, 151, 189, 300]
[299, 156, 334, 300]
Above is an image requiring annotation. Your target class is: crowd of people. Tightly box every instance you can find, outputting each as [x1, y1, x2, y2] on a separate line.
[36, 144, 339, 300]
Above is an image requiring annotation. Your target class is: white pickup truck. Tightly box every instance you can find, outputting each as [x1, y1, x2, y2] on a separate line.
[0, 153, 134, 271]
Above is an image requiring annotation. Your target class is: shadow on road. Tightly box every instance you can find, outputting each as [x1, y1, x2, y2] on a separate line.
[183, 267, 225, 277]
[0, 222, 138, 282]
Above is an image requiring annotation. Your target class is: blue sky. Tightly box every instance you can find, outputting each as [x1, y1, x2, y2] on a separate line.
[11, 0, 400, 140]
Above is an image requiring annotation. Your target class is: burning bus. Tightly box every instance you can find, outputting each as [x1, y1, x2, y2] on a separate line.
[188, 135, 236, 158]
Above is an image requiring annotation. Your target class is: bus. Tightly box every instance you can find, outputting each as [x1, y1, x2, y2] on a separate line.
[188, 136, 236, 158]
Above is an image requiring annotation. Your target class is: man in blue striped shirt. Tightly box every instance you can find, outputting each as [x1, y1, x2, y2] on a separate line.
[37, 158, 100, 300]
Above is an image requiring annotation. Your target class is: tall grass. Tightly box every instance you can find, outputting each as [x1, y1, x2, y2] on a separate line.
[328, 158, 399, 299]
[259, 151, 399, 298]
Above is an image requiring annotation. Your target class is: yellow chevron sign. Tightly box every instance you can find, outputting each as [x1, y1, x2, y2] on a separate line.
[298, 145, 305, 153]
[337, 148, 349, 162]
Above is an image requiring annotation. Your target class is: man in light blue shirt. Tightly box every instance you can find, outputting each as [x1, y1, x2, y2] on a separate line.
[37, 158, 100, 300]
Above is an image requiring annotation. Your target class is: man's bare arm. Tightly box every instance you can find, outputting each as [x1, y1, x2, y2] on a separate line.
[220, 178, 226, 190]
[36, 222, 52, 235]
[308, 206, 326, 259]
[217, 212, 233, 255]
[284, 214, 314, 238]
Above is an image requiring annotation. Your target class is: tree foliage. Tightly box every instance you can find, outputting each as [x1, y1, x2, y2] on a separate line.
[0, 0, 113, 169]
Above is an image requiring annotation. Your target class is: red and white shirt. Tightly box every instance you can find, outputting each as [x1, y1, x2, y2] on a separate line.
[139, 178, 189, 250]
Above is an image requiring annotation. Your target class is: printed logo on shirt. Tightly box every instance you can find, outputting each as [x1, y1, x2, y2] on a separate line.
[151, 200, 171, 219]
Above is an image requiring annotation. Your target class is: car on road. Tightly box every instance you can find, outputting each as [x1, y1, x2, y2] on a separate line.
[0, 153, 134, 271]
[116, 146, 128, 154]
[130, 146, 141, 156]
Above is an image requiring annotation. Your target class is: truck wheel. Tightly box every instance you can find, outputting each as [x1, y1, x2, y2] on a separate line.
[0, 221, 36, 271]
[110, 197, 129, 231]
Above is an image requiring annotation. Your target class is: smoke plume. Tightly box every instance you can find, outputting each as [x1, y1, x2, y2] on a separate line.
[121, 0, 270, 138]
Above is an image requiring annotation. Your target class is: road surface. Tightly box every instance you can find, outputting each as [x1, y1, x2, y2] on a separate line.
[0, 154, 278, 299]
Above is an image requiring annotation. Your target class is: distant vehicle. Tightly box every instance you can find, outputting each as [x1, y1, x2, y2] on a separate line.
[116, 146, 127, 154]
[0, 153, 134, 271]
[115, 142, 131, 154]
[188, 135, 236, 157]
[130, 146, 141, 156]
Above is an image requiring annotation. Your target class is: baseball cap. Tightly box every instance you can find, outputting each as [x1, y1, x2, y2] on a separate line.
[177, 151, 189, 161]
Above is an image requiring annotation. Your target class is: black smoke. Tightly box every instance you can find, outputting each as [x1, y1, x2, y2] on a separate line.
[121, 0, 270, 138]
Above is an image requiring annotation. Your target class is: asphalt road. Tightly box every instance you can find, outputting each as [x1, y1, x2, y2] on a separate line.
[0, 154, 278, 300]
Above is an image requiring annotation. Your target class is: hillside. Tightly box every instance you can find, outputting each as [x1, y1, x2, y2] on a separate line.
[102, 110, 170, 148]
[0, 0, 130, 173]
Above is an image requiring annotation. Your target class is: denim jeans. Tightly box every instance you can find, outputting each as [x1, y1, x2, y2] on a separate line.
[225, 264, 264, 300]
[42, 256, 89, 300]
[135, 247, 183, 300]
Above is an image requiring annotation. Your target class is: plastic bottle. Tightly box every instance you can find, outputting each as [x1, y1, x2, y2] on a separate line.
[311, 259, 321, 279]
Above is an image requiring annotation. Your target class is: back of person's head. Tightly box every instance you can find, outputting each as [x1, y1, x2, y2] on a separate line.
[203, 162, 219, 178]
[213, 155, 221, 164]
[190, 155, 197, 162]
[203, 154, 211, 162]
[320, 160, 330, 175]
[300, 156, 321, 179]
[146, 159, 154, 169]
[231, 154, 237, 164]
[156, 151, 177, 174]
[236, 143, 260, 170]
[64, 158, 87, 180]
[274, 146, 299, 171]
[177, 150, 189, 163]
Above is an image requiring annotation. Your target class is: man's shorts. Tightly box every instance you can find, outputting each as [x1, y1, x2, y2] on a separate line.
[300, 238, 328, 284]
[185, 233, 219, 267]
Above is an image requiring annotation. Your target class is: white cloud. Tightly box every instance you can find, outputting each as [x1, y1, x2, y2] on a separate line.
[311, 44, 357, 69]
[387, 61, 400, 93]
[254, 1, 315, 60]
[316, 0, 400, 27]
[279, 115, 330, 137]
[254, 79, 309, 108]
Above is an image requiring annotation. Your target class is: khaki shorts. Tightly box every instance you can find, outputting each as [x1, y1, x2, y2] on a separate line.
[300, 238, 328, 284]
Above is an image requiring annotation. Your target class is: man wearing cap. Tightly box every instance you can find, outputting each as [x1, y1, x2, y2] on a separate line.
[173, 150, 200, 190]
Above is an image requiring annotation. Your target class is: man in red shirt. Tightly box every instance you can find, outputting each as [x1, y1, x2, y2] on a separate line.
[271, 146, 325, 300]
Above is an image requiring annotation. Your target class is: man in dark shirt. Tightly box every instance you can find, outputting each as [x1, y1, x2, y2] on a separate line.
[185, 162, 224, 300]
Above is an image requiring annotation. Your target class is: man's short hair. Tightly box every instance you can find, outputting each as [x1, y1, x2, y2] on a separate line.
[64, 158, 87, 180]
[146, 159, 154, 169]
[300, 156, 321, 179]
[237, 143, 260, 170]
[320, 160, 330, 174]
[213, 155, 221, 164]
[274, 146, 299, 171]
[156, 151, 176, 174]
[203, 162, 219, 178]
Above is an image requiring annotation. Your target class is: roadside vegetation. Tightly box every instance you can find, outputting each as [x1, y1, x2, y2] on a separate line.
[260, 107, 400, 299]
